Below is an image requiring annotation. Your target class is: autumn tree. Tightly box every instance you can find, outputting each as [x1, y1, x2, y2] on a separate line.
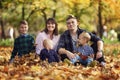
[0, 0, 120, 39]
[0, 0, 6, 39]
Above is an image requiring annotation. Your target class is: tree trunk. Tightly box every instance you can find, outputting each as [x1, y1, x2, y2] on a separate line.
[53, 10, 56, 18]
[98, 0, 103, 38]
[0, 17, 6, 39]
[22, 4, 25, 20]
[52, 0, 57, 18]
[41, 8, 47, 23]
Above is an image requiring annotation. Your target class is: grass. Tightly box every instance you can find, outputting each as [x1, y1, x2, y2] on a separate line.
[102, 38, 120, 44]
[0, 39, 14, 47]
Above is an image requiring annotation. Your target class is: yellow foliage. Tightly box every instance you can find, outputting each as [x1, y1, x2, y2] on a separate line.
[61, 0, 90, 7]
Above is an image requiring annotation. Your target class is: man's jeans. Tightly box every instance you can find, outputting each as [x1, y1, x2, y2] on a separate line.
[71, 55, 93, 66]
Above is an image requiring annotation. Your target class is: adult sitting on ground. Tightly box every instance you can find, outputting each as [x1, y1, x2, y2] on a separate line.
[57, 15, 106, 66]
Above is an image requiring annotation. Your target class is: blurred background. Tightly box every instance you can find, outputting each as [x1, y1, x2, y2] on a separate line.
[0, 0, 120, 46]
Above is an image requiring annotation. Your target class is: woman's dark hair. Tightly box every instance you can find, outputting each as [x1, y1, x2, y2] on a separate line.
[44, 18, 58, 35]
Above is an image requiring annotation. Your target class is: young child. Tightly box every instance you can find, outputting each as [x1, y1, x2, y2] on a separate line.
[9, 20, 35, 63]
[39, 39, 60, 63]
[71, 31, 94, 66]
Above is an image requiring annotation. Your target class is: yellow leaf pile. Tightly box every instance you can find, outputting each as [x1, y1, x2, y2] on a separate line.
[0, 44, 120, 80]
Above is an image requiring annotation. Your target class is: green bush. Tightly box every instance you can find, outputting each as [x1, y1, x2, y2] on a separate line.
[112, 49, 120, 56]
[0, 39, 14, 47]
[102, 38, 119, 44]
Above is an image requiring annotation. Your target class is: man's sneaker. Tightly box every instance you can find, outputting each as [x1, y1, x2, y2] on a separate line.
[100, 62, 106, 67]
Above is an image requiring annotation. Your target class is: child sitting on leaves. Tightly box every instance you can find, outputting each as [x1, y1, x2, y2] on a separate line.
[9, 20, 35, 63]
[39, 39, 60, 63]
[71, 31, 94, 66]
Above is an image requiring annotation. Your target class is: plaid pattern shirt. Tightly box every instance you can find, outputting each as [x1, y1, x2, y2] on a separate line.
[57, 27, 101, 61]
[77, 45, 94, 56]
[10, 34, 35, 60]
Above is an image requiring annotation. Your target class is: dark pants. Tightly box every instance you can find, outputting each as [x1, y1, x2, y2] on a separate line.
[40, 49, 60, 63]
[91, 43, 105, 63]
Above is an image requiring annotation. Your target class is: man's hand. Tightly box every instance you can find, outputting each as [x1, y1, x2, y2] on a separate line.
[97, 40, 103, 59]
[66, 51, 75, 59]
[96, 51, 102, 59]
[58, 48, 75, 59]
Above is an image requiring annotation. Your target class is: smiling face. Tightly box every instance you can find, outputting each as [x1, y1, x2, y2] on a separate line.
[44, 18, 58, 35]
[19, 24, 28, 35]
[66, 18, 78, 32]
[47, 20, 56, 32]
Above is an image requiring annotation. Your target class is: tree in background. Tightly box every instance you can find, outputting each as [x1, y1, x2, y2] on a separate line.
[0, 0, 120, 39]
[0, 0, 6, 39]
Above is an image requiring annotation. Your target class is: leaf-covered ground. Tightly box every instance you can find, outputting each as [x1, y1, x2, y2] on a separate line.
[0, 44, 120, 80]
